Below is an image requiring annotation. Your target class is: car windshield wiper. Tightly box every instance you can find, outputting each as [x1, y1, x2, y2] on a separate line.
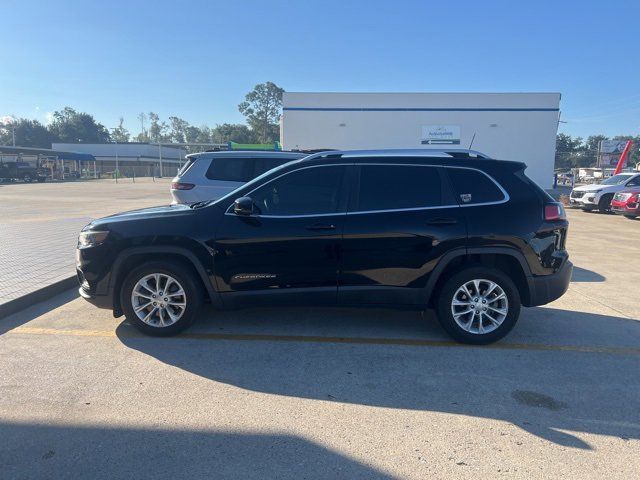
[189, 200, 212, 209]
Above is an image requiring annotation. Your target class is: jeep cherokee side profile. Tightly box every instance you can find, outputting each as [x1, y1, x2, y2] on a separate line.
[77, 149, 572, 344]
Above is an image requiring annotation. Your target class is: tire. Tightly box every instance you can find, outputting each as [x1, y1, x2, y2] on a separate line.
[436, 266, 521, 345]
[624, 215, 638, 220]
[36, 177, 46, 183]
[120, 260, 202, 336]
[23, 174, 33, 183]
[597, 194, 613, 214]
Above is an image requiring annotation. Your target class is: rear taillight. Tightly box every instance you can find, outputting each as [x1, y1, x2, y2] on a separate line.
[171, 182, 195, 190]
[544, 203, 566, 221]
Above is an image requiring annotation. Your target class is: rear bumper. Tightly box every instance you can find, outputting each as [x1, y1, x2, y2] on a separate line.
[525, 260, 573, 307]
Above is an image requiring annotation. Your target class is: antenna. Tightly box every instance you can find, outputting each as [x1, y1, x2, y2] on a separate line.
[468, 133, 477, 154]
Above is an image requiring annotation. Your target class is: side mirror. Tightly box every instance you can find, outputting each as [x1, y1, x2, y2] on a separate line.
[233, 196, 254, 216]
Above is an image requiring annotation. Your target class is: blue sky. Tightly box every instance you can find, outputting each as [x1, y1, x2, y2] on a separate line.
[1, 0, 638, 139]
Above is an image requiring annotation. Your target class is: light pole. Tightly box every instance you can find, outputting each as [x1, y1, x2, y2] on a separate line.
[110, 128, 119, 183]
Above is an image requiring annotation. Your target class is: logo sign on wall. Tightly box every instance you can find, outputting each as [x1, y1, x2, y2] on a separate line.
[598, 140, 628, 168]
[421, 125, 461, 145]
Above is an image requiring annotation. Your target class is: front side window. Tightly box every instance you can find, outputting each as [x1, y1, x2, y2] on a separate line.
[355, 165, 444, 212]
[446, 168, 505, 205]
[601, 174, 633, 185]
[250, 166, 345, 216]
[206, 157, 254, 182]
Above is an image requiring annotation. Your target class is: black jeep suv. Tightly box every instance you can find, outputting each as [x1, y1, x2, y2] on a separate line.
[77, 149, 571, 344]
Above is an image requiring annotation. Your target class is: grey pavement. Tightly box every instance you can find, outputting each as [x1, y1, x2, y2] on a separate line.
[0, 208, 639, 479]
[0, 178, 171, 307]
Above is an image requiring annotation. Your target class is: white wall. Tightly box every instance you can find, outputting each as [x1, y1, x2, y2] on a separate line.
[281, 93, 561, 188]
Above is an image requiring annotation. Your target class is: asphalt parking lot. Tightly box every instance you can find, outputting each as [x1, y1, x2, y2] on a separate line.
[1, 209, 639, 479]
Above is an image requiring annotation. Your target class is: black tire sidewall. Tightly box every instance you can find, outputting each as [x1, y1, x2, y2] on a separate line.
[598, 194, 613, 213]
[120, 261, 202, 336]
[436, 267, 521, 345]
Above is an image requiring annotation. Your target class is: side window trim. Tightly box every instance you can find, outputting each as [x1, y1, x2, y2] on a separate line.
[444, 165, 510, 207]
[224, 164, 349, 218]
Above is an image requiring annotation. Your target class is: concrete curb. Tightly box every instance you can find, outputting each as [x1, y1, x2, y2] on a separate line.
[0, 277, 77, 320]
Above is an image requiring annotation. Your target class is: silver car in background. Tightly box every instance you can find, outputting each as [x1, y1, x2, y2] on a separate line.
[170, 151, 306, 204]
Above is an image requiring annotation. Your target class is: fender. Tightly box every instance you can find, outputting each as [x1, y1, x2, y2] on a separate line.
[423, 246, 534, 303]
[109, 246, 222, 310]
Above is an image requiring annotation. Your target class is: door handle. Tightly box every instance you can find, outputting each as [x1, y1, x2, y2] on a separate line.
[426, 217, 458, 226]
[306, 223, 336, 231]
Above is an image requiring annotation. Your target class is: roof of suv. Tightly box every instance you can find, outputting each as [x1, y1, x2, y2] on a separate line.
[294, 149, 525, 171]
[186, 151, 306, 160]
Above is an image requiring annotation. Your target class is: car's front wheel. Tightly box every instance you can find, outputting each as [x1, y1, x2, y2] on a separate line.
[436, 267, 521, 344]
[121, 261, 202, 336]
[598, 194, 613, 213]
[624, 214, 638, 220]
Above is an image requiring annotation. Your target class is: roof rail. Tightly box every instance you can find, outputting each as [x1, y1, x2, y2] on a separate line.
[303, 148, 491, 160]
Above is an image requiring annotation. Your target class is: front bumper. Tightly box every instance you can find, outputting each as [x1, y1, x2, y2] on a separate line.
[525, 260, 573, 307]
[78, 286, 113, 310]
[611, 201, 640, 216]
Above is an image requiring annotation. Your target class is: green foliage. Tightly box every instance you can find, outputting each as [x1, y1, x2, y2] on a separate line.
[147, 112, 170, 142]
[111, 117, 130, 142]
[48, 107, 111, 143]
[0, 118, 54, 148]
[211, 123, 257, 144]
[238, 81, 284, 143]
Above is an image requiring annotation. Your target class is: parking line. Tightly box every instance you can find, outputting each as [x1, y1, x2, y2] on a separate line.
[7, 326, 640, 356]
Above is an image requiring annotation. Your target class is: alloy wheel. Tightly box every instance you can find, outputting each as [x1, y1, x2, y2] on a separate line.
[131, 273, 187, 327]
[450, 279, 508, 334]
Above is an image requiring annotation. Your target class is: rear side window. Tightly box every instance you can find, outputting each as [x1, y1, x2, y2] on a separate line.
[253, 158, 291, 177]
[177, 158, 196, 176]
[206, 157, 253, 182]
[446, 168, 505, 205]
[355, 165, 444, 211]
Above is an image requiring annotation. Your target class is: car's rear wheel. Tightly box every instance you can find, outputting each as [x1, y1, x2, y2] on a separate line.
[121, 261, 202, 336]
[436, 267, 521, 344]
[598, 194, 613, 213]
[23, 174, 33, 183]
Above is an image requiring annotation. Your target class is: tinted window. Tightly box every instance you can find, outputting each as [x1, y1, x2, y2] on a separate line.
[206, 157, 253, 182]
[251, 166, 344, 216]
[177, 158, 196, 176]
[253, 158, 291, 177]
[356, 165, 443, 211]
[446, 168, 505, 204]
[626, 176, 640, 187]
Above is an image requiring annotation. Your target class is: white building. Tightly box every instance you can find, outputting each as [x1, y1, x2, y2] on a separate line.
[52, 142, 187, 177]
[281, 92, 561, 188]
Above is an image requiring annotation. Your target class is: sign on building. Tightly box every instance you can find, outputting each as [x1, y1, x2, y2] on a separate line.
[421, 125, 461, 145]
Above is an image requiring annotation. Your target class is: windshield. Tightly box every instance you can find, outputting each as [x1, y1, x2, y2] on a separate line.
[212, 157, 306, 206]
[600, 174, 633, 185]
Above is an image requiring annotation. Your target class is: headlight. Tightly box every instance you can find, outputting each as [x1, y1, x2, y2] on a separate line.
[78, 230, 109, 248]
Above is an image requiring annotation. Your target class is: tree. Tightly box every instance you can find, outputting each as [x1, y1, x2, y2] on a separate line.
[211, 123, 257, 144]
[0, 118, 55, 148]
[147, 112, 170, 142]
[168, 116, 190, 143]
[555, 133, 583, 169]
[47, 107, 110, 143]
[111, 117, 130, 143]
[238, 81, 284, 143]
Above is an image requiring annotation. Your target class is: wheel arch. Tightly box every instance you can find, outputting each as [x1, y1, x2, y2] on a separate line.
[426, 247, 533, 307]
[109, 246, 220, 316]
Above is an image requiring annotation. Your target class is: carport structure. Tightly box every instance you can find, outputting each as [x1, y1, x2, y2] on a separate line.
[0, 145, 96, 180]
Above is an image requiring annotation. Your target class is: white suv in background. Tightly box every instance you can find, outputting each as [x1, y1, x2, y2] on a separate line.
[570, 172, 640, 212]
[171, 151, 306, 204]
